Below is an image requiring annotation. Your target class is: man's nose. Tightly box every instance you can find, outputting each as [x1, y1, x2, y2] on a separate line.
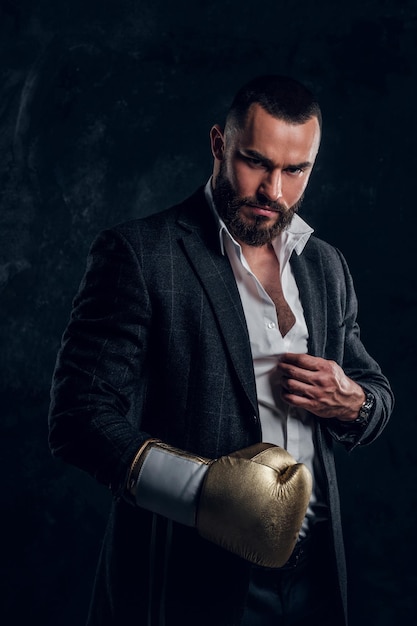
[259, 170, 283, 202]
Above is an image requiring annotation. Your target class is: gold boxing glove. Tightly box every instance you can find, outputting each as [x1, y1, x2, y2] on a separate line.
[127, 440, 312, 568]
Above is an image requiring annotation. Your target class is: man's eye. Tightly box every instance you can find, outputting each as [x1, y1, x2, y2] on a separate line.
[246, 157, 263, 167]
[286, 167, 303, 175]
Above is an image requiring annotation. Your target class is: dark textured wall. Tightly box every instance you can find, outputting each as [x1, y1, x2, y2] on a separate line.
[1, 1, 416, 624]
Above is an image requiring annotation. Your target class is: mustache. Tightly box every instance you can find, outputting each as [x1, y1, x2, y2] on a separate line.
[233, 197, 287, 213]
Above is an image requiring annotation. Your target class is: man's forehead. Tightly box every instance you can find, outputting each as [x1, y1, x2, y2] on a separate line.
[240, 103, 319, 134]
[230, 106, 320, 159]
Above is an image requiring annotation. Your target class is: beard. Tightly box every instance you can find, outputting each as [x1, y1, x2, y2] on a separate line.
[212, 163, 304, 247]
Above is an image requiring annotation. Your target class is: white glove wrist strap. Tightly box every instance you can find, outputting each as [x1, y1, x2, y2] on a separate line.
[135, 446, 210, 527]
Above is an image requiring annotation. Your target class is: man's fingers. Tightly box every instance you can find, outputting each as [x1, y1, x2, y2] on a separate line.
[279, 353, 321, 371]
[275, 358, 320, 386]
[277, 369, 313, 395]
[277, 365, 314, 386]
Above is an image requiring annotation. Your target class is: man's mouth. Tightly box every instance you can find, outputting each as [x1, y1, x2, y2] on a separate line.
[246, 203, 280, 217]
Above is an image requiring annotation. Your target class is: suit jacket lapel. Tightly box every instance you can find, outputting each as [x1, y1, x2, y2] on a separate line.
[290, 243, 327, 357]
[176, 191, 259, 416]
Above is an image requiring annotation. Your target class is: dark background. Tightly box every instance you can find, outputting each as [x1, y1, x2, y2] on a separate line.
[1, 0, 416, 624]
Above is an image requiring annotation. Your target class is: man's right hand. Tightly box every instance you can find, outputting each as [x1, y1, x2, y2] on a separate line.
[128, 440, 312, 568]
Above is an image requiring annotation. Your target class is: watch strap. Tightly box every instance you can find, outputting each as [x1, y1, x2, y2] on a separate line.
[354, 391, 375, 425]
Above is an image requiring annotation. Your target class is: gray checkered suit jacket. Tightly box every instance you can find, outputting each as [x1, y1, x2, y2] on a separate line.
[49, 187, 393, 625]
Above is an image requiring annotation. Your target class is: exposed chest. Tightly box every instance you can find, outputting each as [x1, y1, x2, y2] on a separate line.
[243, 247, 295, 337]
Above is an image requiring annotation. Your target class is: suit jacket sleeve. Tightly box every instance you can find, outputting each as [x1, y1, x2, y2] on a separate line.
[322, 247, 394, 450]
[48, 228, 153, 497]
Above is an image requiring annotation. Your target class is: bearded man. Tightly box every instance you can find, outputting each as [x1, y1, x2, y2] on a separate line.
[49, 75, 393, 626]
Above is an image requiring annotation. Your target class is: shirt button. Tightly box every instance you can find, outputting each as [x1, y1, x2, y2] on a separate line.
[267, 321, 276, 329]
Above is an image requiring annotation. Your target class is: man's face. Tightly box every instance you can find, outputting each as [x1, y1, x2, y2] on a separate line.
[211, 104, 321, 246]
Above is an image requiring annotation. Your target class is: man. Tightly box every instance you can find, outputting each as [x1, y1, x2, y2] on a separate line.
[48, 75, 393, 626]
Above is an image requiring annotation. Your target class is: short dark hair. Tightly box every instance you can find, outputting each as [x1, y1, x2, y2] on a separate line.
[225, 74, 322, 133]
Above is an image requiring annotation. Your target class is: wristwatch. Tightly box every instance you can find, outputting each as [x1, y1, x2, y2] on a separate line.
[354, 391, 375, 426]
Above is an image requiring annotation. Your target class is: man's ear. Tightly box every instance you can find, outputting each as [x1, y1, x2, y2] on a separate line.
[210, 124, 225, 161]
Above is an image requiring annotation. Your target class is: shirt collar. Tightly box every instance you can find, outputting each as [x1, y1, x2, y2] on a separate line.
[204, 178, 314, 258]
